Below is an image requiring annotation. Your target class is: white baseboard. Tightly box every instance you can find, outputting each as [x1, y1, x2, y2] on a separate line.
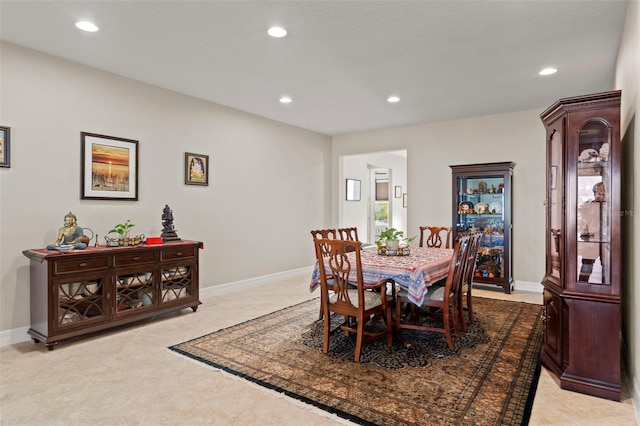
[513, 280, 544, 293]
[0, 325, 31, 347]
[472, 280, 543, 294]
[199, 266, 313, 299]
[622, 336, 640, 424]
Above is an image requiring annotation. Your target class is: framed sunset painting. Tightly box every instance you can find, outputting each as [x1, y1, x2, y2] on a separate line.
[81, 132, 138, 200]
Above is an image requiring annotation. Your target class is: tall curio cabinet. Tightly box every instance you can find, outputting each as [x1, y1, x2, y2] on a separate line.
[540, 91, 621, 401]
[450, 162, 515, 293]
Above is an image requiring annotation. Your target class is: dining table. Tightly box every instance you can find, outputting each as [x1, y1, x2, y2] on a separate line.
[309, 246, 454, 307]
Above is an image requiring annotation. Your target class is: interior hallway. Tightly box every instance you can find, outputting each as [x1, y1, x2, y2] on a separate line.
[0, 272, 636, 425]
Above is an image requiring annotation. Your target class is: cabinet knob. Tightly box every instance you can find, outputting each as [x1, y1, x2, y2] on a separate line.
[132, 256, 140, 261]
[176, 252, 182, 256]
[79, 262, 87, 267]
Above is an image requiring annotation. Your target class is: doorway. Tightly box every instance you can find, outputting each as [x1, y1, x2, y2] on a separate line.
[339, 150, 407, 244]
[370, 168, 391, 242]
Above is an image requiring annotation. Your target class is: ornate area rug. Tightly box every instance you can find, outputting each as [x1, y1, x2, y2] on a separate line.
[169, 297, 543, 426]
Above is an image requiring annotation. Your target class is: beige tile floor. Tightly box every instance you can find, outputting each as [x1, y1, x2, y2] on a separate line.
[0, 273, 636, 425]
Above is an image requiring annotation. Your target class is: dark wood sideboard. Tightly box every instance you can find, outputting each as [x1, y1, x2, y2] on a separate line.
[23, 240, 202, 350]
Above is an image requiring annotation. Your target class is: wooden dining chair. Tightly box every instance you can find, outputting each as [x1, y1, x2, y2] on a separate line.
[337, 227, 360, 252]
[337, 227, 359, 242]
[311, 229, 338, 319]
[395, 234, 470, 348]
[314, 238, 394, 362]
[419, 226, 453, 249]
[458, 231, 483, 331]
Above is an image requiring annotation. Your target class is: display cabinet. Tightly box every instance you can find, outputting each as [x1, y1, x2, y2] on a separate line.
[23, 240, 202, 350]
[450, 162, 515, 293]
[540, 90, 621, 401]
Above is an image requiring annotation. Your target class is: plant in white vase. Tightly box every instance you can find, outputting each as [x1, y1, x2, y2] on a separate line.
[376, 228, 404, 252]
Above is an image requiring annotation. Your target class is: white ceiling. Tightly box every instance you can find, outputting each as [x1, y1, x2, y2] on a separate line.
[0, 0, 629, 136]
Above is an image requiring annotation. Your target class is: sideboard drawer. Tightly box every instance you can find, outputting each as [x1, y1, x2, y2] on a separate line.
[161, 246, 196, 261]
[53, 257, 109, 275]
[114, 251, 156, 267]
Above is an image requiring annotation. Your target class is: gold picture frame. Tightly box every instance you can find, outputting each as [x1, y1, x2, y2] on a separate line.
[185, 152, 209, 186]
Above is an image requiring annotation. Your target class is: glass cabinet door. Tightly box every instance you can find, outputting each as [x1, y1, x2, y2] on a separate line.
[576, 120, 612, 286]
[161, 264, 194, 304]
[456, 175, 506, 281]
[54, 277, 107, 331]
[451, 162, 514, 293]
[115, 269, 155, 315]
[546, 122, 564, 287]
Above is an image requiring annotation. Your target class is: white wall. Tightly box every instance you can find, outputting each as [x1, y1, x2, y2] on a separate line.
[332, 109, 547, 286]
[614, 0, 640, 417]
[0, 42, 331, 332]
[340, 151, 407, 243]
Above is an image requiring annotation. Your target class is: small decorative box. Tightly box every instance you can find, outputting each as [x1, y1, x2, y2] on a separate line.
[146, 236, 162, 245]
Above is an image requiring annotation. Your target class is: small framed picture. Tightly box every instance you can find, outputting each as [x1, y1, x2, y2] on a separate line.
[185, 152, 209, 186]
[0, 126, 10, 168]
[81, 132, 138, 200]
[403, 193, 408, 208]
[346, 178, 361, 201]
[395, 186, 402, 198]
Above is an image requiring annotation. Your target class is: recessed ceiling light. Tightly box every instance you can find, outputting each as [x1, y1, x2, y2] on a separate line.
[387, 96, 400, 103]
[268, 27, 287, 38]
[539, 67, 557, 76]
[75, 21, 99, 32]
[280, 96, 292, 104]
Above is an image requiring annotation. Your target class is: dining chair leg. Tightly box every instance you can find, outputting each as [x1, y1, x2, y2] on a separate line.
[322, 312, 331, 354]
[394, 300, 403, 342]
[458, 293, 467, 333]
[452, 304, 460, 338]
[467, 292, 474, 324]
[443, 307, 454, 348]
[385, 307, 393, 347]
[354, 320, 365, 362]
[344, 315, 353, 336]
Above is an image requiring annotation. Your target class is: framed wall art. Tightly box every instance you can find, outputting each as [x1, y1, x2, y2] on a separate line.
[395, 186, 402, 198]
[81, 132, 139, 200]
[403, 193, 408, 208]
[0, 126, 10, 168]
[185, 152, 209, 186]
[346, 178, 361, 201]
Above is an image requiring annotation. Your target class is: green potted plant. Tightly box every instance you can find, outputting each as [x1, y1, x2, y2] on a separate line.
[376, 227, 405, 252]
[108, 219, 135, 245]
